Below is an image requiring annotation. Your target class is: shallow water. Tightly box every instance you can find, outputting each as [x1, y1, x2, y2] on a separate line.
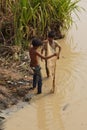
[5, 0, 87, 130]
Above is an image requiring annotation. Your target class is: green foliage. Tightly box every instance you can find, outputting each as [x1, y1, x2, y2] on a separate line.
[52, 0, 81, 29]
[0, 0, 81, 49]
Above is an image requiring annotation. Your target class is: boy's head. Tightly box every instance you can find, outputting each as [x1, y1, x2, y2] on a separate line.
[48, 31, 55, 38]
[32, 38, 42, 47]
[48, 31, 55, 42]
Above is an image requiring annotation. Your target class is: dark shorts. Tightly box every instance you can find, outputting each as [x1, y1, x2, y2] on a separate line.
[31, 65, 42, 93]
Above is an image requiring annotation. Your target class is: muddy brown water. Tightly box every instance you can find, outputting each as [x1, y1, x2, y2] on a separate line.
[5, 1, 87, 130]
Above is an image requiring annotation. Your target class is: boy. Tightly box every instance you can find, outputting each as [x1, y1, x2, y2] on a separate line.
[29, 38, 58, 94]
[41, 31, 61, 77]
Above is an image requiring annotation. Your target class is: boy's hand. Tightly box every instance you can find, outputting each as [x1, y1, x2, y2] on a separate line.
[57, 53, 60, 59]
[54, 53, 59, 57]
[57, 55, 59, 59]
[54, 53, 57, 56]
[41, 58, 43, 61]
[54, 53, 60, 59]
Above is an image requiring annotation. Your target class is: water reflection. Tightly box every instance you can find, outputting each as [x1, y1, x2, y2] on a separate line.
[68, 0, 87, 50]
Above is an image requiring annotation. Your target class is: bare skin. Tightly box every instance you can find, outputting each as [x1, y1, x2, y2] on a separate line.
[29, 46, 57, 67]
[41, 38, 61, 77]
[41, 38, 61, 59]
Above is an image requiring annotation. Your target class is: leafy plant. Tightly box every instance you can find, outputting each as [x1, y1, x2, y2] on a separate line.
[0, 0, 81, 48]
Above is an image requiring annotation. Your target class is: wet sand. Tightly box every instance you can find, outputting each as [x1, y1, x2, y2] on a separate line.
[5, 0, 87, 130]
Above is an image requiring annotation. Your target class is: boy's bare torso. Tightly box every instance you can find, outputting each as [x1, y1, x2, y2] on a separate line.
[29, 47, 39, 67]
[42, 39, 58, 55]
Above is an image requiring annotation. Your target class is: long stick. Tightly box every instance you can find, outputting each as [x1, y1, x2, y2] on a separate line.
[52, 58, 57, 93]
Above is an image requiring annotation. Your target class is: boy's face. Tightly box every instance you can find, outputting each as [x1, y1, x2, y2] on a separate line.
[48, 37, 53, 43]
[36, 46, 42, 51]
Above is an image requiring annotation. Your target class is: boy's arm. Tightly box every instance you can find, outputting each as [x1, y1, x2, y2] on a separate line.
[36, 51, 57, 60]
[56, 43, 61, 59]
[41, 45, 44, 54]
[41, 40, 48, 54]
[41, 41, 47, 61]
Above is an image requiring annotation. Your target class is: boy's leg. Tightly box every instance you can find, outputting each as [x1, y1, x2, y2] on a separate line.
[32, 66, 42, 94]
[37, 74, 42, 94]
[35, 67, 42, 94]
[33, 73, 37, 89]
[29, 67, 39, 91]
[45, 60, 50, 77]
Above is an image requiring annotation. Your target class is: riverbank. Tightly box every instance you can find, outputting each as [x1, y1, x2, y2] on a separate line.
[0, 47, 35, 122]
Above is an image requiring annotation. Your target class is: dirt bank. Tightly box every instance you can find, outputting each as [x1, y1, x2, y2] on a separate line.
[0, 46, 34, 112]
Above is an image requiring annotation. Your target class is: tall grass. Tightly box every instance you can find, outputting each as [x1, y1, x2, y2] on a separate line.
[0, 0, 81, 48]
[53, 0, 81, 29]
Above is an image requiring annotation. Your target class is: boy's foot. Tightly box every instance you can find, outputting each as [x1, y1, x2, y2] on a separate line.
[46, 69, 50, 78]
[50, 89, 55, 93]
[47, 75, 49, 78]
[37, 92, 42, 94]
[28, 87, 35, 91]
